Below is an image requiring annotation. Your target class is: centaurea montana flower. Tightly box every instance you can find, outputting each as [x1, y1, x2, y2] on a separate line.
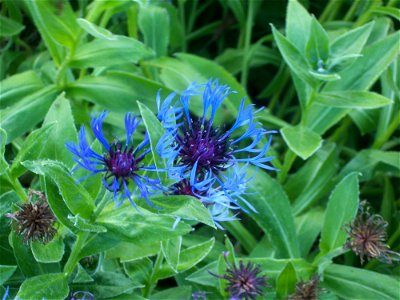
[210, 252, 269, 300]
[156, 79, 275, 223]
[66, 111, 162, 208]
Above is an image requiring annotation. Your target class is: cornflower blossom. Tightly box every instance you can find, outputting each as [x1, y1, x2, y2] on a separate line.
[66, 111, 162, 208]
[6, 190, 56, 243]
[156, 79, 275, 224]
[210, 252, 269, 300]
[289, 276, 322, 300]
[344, 201, 400, 264]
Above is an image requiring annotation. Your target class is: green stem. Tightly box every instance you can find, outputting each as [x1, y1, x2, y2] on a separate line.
[240, 0, 254, 87]
[278, 150, 296, 183]
[143, 251, 164, 298]
[5, 171, 27, 202]
[63, 232, 90, 276]
[372, 111, 400, 149]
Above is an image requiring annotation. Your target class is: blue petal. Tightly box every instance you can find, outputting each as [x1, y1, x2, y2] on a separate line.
[90, 111, 110, 151]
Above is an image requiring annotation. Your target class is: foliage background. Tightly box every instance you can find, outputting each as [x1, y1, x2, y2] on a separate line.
[0, 0, 399, 299]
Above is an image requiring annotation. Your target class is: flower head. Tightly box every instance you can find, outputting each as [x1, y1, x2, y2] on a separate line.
[157, 79, 276, 226]
[6, 190, 56, 243]
[289, 276, 322, 300]
[66, 111, 162, 208]
[344, 201, 399, 264]
[210, 253, 269, 300]
[68, 291, 95, 300]
[158, 79, 275, 176]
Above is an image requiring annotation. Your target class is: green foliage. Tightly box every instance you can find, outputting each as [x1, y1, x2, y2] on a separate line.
[0, 0, 398, 298]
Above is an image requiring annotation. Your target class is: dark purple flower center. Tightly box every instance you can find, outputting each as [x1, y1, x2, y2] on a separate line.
[177, 119, 232, 174]
[172, 179, 207, 199]
[104, 142, 138, 178]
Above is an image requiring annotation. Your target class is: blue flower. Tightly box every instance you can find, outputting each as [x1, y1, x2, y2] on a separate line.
[157, 79, 276, 175]
[157, 79, 276, 225]
[66, 111, 162, 208]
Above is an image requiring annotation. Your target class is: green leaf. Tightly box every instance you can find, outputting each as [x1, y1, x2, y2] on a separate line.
[370, 7, 400, 21]
[319, 172, 359, 254]
[77, 18, 116, 40]
[148, 195, 215, 229]
[68, 214, 107, 233]
[244, 168, 300, 258]
[290, 143, 337, 215]
[137, 101, 168, 181]
[185, 261, 218, 288]
[0, 71, 43, 109]
[43, 178, 77, 234]
[16, 273, 69, 299]
[24, 0, 78, 49]
[41, 93, 78, 168]
[10, 231, 42, 277]
[305, 17, 329, 66]
[0, 128, 8, 175]
[22, 160, 96, 219]
[271, 25, 317, 88]
[276, 262, 297, 299]
[70, 36, 153, 68]
[295, 207, 325, 256]
[286, 0, 312, 53]
[0, 85, 58, 143]
[0, 15, 24, 37]
[73, 264, 94, 283]
[323, 264, 399, 300]
[281, 126, 322, 160]
[97, 203, 191, 243]
[0, 265, 17, 285]
[315, 91, 393, 109]
[161, 236, 182, 272]
[155, 237, 215, 280]
[73, 272, 142, 298]
[10, 124, 55, 178]
[330, 22, 373, 68]
[124, 257, 152, 285]
[151, 286, 192, 300]
[247, 258, 314, 280]
[339, 150, 400, 182]
[325, 31, 400, 92]
[66, 72, 172, 113]
[106, 241, 160, 262]
[138, 5, 170, 57]
[309, 70, 341, 82]
[78, 233, 120, 258]
[23, 1, 63, 64]
[31, 235, 65, 263]
[304, 32, 400, 135]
